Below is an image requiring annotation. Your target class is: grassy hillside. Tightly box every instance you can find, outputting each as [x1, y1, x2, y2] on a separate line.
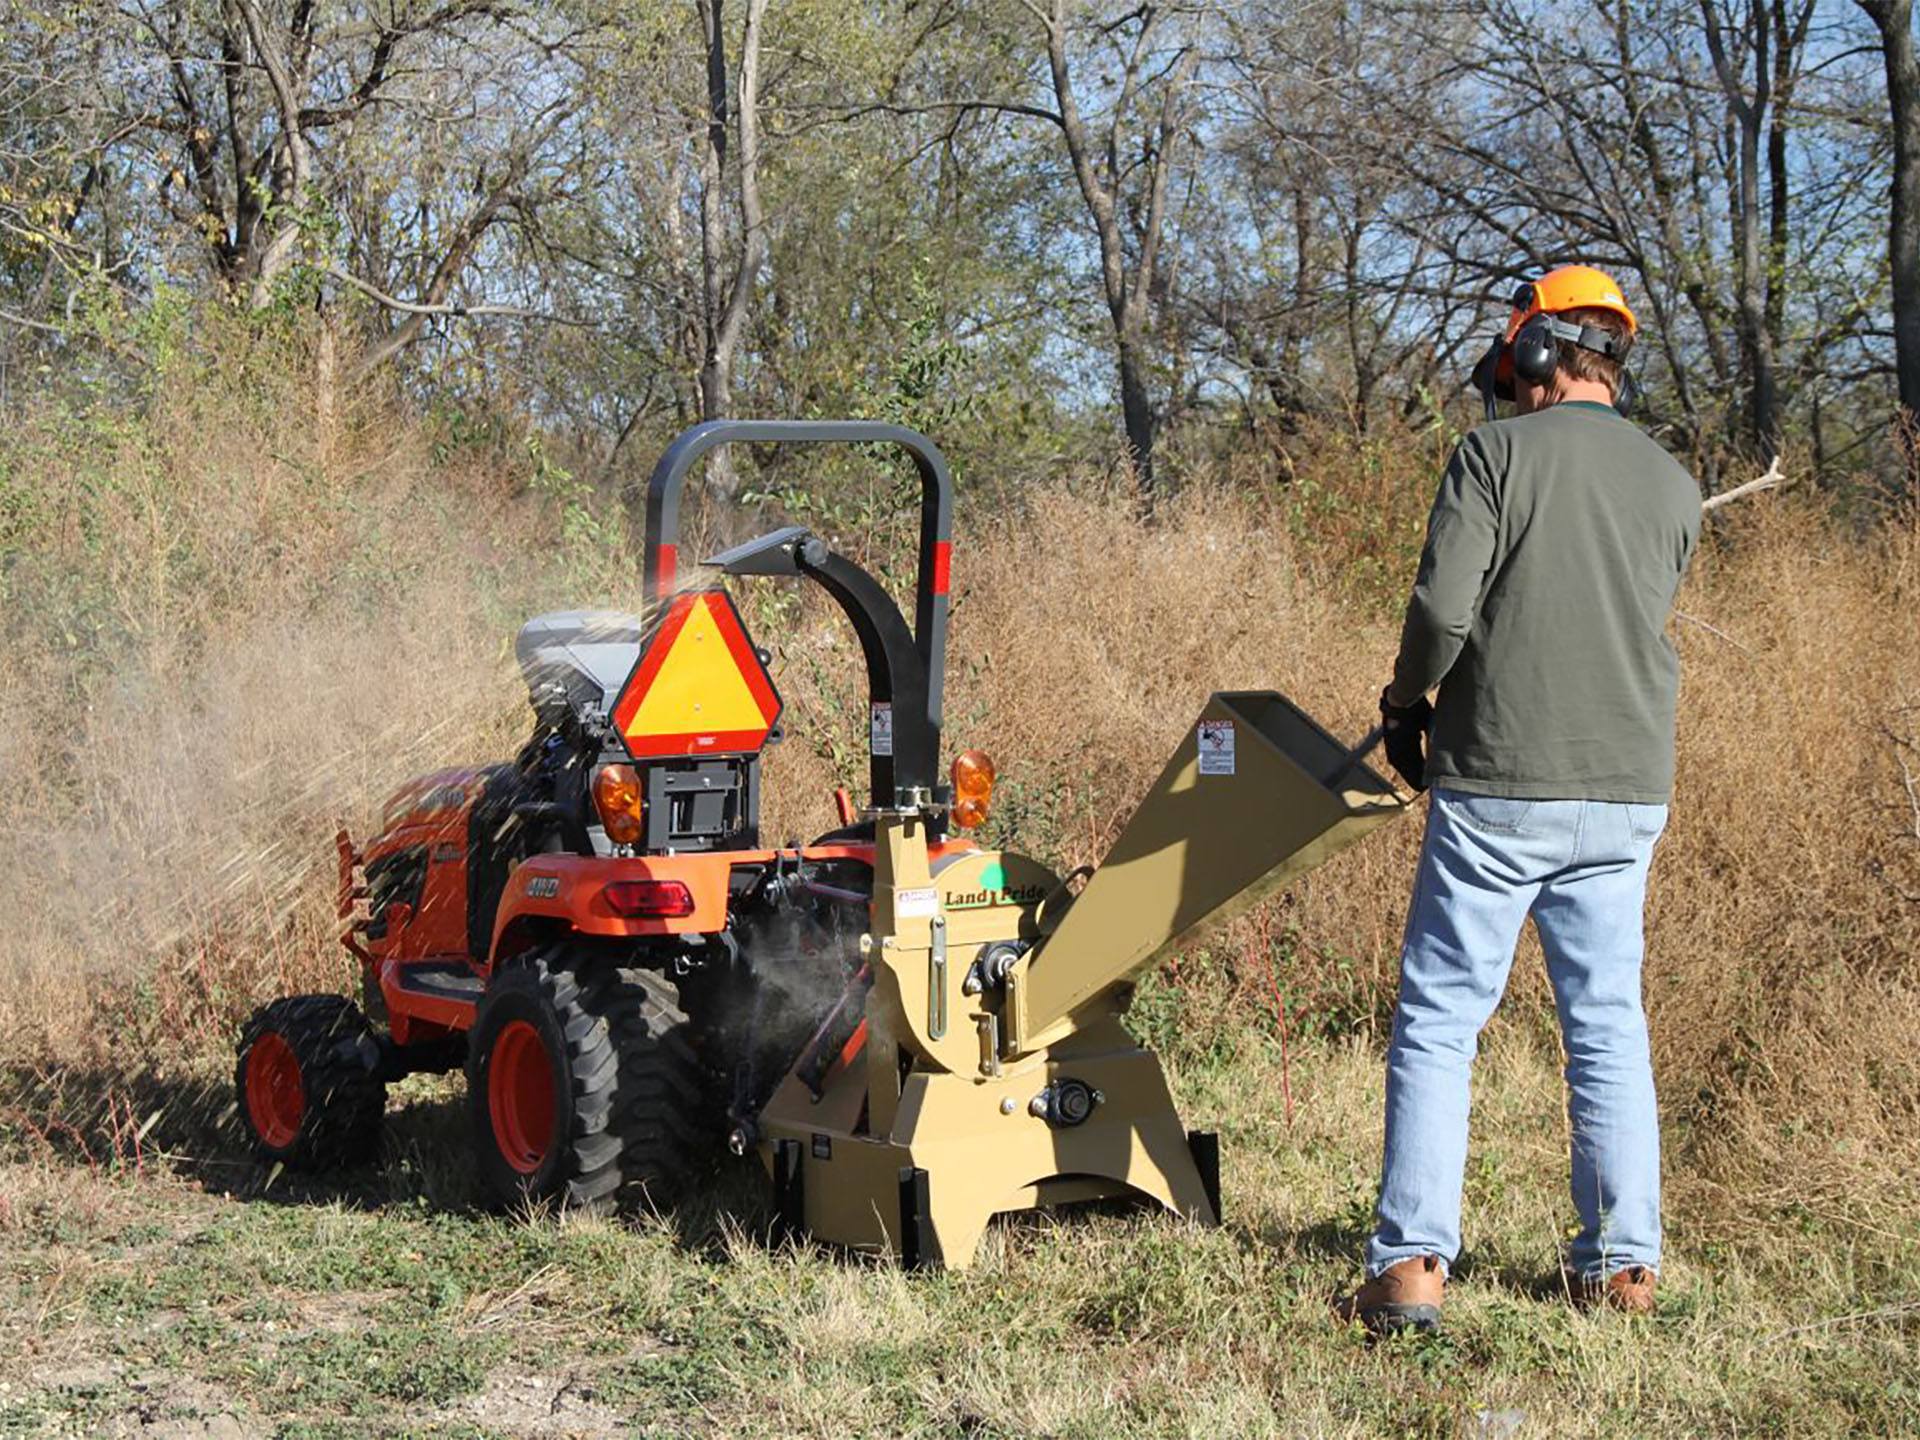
[1, 325, 1917, 1435]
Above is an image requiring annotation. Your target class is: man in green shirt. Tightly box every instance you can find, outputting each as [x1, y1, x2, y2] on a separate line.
[1341, 266, 1701, 1335]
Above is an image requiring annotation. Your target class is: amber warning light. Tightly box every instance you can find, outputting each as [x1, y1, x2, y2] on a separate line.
[592, 763, 645, 846]
[950, 749, 995, 829]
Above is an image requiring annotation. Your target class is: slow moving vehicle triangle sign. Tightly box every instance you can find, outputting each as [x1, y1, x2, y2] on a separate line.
[612, 590, 782, 758]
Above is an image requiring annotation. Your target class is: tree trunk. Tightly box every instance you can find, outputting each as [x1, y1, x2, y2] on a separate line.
[694, 0, 769, 500]
[315, 308, 337, 471]
[1859, 0, 1920, 482]
[1033, 2, 1190, 509]
[236, 0, 313, 304]
[1700, 0, 1780, 455]
[1117, 329, 1156, 497]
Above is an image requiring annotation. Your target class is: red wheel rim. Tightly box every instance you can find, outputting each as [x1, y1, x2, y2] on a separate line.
[245, 1032, 305, 1149]
[488, 1020, 555, 1175]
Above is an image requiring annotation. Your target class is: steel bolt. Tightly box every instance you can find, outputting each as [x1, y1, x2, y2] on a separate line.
[1000, 1097, 1017, 1115]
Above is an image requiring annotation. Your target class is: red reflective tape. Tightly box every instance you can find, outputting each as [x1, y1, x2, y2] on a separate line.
[835, 1017, 869, 1075]
[623, 726, 773, 759]
[655, 544, 678, 597]
[930, 541, 951, 596]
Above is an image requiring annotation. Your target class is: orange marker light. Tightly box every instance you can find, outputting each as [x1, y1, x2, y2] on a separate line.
[950, 749, 995, 829]
[592, 763, 646, 846]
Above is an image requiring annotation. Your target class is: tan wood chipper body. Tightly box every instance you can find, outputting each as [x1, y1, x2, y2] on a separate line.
[756, 690, 1406, 1269]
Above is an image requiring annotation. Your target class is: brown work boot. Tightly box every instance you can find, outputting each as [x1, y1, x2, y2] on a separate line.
[1335, 1255, 1445, 1335]
[1567, 1263, 1657, 1315]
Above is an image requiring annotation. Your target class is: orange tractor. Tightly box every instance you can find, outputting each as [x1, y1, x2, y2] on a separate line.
[236, 421, 972, 1210]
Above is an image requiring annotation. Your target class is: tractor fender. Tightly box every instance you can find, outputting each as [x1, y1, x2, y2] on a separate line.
[486, 851, 741, 966]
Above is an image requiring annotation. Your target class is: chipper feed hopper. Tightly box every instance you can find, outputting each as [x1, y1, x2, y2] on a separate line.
[234, 420, 1404, 1271]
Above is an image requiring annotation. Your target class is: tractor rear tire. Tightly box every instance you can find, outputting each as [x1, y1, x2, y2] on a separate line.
[466, 948, 718, 1213]
[235, 995, 387, 1169]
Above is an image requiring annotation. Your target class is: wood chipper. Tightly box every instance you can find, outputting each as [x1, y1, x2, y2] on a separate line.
[234, 420, 1405, 1268]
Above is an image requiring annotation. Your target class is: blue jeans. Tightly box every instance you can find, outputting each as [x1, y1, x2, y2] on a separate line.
[1366, 787, 1667, 1281]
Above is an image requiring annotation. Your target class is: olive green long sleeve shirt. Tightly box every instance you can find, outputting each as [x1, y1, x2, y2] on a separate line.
[1387, 401, 1701, 803]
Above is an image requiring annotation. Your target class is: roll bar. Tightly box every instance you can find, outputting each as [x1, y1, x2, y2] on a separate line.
[640, 420, 957, 787]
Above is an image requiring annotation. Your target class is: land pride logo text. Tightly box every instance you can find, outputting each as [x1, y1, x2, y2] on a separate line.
[944, 861, 1046, 911]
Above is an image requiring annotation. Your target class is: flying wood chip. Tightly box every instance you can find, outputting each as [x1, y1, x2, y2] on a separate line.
[611, 590, 782, 759]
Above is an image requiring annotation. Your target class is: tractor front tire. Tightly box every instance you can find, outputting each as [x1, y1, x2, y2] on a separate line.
[235, 995, 387, 1169]
[466, 948, 717, 1213]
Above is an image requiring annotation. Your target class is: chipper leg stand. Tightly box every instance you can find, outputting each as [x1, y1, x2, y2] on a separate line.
[757, 691, 1403, 1270]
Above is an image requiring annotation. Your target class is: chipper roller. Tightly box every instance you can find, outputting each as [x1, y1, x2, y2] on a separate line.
[234, 420, 1405, 1269]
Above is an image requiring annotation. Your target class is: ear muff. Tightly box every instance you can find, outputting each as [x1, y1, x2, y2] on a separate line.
[1470, 339, 1508, 421]
[1510, 315, 1560, 387]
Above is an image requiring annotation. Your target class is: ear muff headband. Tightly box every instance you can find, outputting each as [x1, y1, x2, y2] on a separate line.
[1513, 314, 1630, 385]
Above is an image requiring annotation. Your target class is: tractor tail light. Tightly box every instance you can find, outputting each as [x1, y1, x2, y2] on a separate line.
[592, 763, 646, 846]
[603, 879, 696, 919]
[950, 749, 996, 830]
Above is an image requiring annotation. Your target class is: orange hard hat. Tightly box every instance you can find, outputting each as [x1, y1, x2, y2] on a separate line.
[1502, 264, 1637, 345]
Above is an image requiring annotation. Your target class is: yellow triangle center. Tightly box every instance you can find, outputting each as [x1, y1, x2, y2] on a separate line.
[624, 596, 770, 743]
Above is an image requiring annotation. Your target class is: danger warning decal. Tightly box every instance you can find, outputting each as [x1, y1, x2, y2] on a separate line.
[1197, 719, 1235, 775]
[611, 590, 783, 759]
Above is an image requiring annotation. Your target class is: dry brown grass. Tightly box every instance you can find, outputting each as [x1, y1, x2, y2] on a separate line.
[1, 323, 1917, 1241]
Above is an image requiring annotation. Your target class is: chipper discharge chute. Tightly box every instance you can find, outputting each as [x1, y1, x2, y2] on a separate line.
[752, 690, 1405, 1269]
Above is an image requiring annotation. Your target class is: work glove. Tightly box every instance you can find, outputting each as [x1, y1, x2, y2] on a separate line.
[1379, 687, 1433, 793]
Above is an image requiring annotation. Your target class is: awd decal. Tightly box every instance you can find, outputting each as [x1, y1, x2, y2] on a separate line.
[525, 875, 561, 899]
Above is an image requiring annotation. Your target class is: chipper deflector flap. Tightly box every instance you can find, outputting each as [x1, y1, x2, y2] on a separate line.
[757, 688, 1406, 1269]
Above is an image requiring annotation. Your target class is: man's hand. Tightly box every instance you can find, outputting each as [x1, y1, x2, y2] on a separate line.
[1379, 687, 1433, 793]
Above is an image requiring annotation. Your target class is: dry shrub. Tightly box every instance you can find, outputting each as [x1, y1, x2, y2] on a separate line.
[2, 321, 1916, 1222]
[0, 320, 588, 1065]
[1652, 498, 1920, 1222]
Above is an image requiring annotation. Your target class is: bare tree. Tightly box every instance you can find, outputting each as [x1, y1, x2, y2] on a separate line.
[1857, 0, 1920, 479]
[1698, 0, 1819, 456]
[13, 0, 591, 378]
[1018, 0, 1198, 503]
[694, 0, 770, 496]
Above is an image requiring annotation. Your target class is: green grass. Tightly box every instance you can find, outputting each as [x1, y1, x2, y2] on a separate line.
[4, 1030, 1917, 1438]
